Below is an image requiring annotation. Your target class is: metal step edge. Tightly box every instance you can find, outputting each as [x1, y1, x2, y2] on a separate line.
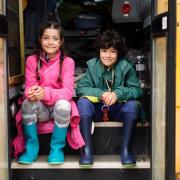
[94, 121, 149, 127]
[11, 155, 150, 169]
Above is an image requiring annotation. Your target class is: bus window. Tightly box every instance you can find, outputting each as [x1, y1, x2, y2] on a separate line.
[8, 0, 24, 86]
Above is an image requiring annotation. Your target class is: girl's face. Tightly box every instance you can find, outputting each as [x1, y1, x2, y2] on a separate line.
[40, 28, 63, 59]
[100, 47, 118, 67]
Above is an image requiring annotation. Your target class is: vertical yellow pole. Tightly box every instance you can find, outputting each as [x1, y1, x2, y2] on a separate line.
[156, 0, 168, 14]
[176, 1, 180, 178]
[0, 1, 9, 180]
[19, 0, 25, 74]
[152, 1, 168, 180]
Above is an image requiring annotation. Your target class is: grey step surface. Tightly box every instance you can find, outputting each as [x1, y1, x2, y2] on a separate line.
[11, 155, 150, 169]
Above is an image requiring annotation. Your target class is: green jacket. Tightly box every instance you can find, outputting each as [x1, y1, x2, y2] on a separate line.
[76, 58, 143, 102]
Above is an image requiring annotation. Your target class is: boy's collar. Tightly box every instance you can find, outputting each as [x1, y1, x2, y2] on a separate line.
[101, 62, 115, 71]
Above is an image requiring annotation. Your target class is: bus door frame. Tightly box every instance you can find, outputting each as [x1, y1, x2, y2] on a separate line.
[151, 0, 176, 180]
[0, 0, 10, 180]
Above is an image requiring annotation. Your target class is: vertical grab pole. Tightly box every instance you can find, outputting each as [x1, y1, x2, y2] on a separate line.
[0, 0, 9, 180]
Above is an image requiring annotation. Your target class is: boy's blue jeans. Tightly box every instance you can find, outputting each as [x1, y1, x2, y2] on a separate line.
[77, 97, 140, 165]
[77, 97, 140, 122]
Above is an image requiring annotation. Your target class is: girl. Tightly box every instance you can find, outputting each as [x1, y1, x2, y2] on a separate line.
[18, 21, 83, 164]
[76, 29, 143, 167]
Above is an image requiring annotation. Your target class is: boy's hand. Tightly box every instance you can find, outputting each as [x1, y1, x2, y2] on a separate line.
[101, 92, 117, 106]
[101, 92, 111, 101]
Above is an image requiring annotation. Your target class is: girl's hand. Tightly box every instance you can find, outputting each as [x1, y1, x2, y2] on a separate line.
[27, 85, 38, 102]
[33, 86, 45, 101]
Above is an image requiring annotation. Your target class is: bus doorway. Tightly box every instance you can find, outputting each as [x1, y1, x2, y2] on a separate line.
[5, 0, 176, 180]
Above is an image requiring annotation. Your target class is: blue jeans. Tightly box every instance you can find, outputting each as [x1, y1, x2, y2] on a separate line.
[77, 98, 140, 122]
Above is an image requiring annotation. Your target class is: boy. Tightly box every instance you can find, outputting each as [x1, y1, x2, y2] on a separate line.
[76, 29, 142, 167]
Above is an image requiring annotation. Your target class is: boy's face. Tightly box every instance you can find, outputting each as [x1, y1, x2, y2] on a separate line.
[100, 47, 118, 67]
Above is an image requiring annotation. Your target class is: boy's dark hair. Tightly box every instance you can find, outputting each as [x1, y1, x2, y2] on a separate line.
[97, 29, 127, 59]
[35, 21, 65, 82]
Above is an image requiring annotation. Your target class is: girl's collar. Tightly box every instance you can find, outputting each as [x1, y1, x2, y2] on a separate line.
[40, 50, 61, 62]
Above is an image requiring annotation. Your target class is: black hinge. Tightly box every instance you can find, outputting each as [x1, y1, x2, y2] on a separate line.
[152, 12, 168, 37]
[0, 14, 7, 37]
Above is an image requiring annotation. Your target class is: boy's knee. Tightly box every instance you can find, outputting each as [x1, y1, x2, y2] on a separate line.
[77, 98, 92, 109]
[77, 98, 94, 117]
[122, 100, 140, 114]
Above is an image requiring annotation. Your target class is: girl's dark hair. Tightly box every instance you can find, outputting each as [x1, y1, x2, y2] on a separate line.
[36, 21, 65, 82]
[97, 29, 127, 59]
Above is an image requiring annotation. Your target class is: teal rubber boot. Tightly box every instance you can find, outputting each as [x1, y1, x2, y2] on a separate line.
[18, 123, 39, 164]
[48, 124, 68, 164]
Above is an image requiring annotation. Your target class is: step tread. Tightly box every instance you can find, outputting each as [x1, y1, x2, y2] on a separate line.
[94, 121, 149, 127]
[11, 155, 150, 169]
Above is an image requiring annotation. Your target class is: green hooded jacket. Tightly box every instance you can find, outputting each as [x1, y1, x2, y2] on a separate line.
[76, 58, 143, 102]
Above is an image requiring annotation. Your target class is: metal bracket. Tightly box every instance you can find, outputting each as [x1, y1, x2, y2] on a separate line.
[152, 12, 168, 37]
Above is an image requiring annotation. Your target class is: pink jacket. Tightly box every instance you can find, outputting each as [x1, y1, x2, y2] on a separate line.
[25, 51, 74, 105]
[12, 51, 85, 158]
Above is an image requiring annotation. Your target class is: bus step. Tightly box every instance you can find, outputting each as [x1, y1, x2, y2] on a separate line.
[11, 155, 150, 169]
[38, 124, 150, 156]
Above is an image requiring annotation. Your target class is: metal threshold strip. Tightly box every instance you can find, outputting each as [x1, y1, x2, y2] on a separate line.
[94, 121, 149, 127]
[11, 155, 150, 169]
